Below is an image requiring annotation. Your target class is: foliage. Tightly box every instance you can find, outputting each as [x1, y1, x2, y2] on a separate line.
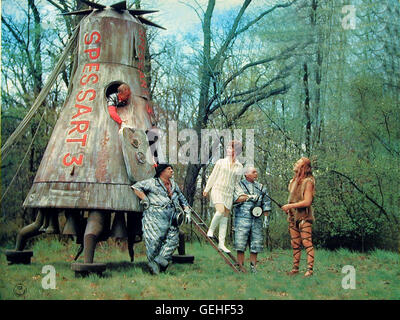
[0, 239, 399, 300]
[1, 0, 399, 252]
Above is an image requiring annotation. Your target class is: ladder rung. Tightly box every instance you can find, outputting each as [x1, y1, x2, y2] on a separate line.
[188, 207, 247, 273]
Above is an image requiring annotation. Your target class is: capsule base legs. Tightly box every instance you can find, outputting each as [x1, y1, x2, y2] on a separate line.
[6, 209, 44, 264]
[172, 230, 195, 264]
[5, 250, 33, 265]
[127, 212, 143, 262]
[15, 209, 44, 252]
[71, 210, 107, 277]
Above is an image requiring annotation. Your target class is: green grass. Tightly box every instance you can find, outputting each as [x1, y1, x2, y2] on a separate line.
[0, 238, 399, 300]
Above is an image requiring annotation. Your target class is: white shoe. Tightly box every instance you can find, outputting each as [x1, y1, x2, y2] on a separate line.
[207, 212, 223, 238]
[218, 217, 231, 253]
[218, 244, 231, 253]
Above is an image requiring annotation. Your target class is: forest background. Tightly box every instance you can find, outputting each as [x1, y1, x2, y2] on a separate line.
[1, 0, 399, 253]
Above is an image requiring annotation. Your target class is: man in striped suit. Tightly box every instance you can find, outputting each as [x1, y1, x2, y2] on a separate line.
[132, 164, 191, 274]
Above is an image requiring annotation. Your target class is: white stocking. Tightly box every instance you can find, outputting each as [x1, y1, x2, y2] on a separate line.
[218, 216, 231, 253]
[207, 211, 223, 237]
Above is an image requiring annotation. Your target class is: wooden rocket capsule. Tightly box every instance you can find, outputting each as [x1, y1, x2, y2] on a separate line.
[23, 8, 156, 212]
[63, 210, 84, 235]
[7, 3, 164, 267]
[110, 212, 128, 238]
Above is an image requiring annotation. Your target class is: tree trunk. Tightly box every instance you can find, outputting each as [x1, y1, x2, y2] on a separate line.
[182, 1, 215, 204]
[183, 163, 202, 206]
[201, 167, 206, 218]
[28, 0, 43, 96]
[303, 63, 311, 156]
[311, 0, 323, 146]
[28, 0, 43, 177]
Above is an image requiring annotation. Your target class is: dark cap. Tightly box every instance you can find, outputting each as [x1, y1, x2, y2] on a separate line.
[154, 163, 173, 178]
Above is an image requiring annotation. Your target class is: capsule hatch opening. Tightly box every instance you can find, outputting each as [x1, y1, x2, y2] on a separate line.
[105, 81, 125, 99]
[105, 81, 132, 127]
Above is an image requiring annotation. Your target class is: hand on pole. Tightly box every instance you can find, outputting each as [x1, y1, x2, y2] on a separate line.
[263, 216, 269, 229]
[140, 197, 150, 209]
[184, 207, 192, 224]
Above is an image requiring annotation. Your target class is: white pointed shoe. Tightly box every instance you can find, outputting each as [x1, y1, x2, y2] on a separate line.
[218, 216, 231, 253]
[207, 212, 223, 238]
[218, 243, 231, 253]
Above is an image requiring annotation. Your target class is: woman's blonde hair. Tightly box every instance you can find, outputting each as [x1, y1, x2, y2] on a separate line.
[228, 140, 242, 155]
[293, 157, 313, 183]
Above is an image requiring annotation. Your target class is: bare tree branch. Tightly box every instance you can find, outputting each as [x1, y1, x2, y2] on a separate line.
[255, 101, 303, 150]
[209, 62, 294, 114]
[1, 16, 35, 76]
[330, 170, 398, 225]
[46, 0, 65, 12]
[213, 0, 251, 64]
[205, 41, 308, 114]
[236, 0, 299, 36]
[225, 84, 290, 127]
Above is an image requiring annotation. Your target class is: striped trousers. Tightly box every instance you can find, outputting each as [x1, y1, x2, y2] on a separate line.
[142, 207, 179, 263]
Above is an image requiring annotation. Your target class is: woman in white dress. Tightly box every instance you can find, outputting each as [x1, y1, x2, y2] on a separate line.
[203, 141, 243, 253]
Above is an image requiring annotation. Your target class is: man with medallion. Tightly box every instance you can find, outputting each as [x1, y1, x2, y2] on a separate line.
[233, 167, 271, 273]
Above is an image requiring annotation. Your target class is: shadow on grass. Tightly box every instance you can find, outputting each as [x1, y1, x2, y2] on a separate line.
[106, 260, 199, 276]
[106, 261, 151, 274]
[106, 261, 134, 271]
[68, 262, 151, 279]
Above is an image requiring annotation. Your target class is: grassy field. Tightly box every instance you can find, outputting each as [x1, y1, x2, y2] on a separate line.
[0, 238, 399, 300]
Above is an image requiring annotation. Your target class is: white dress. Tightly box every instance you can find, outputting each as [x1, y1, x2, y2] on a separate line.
[204, 157, 243, 210]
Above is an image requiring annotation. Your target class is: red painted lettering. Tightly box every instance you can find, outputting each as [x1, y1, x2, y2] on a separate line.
[63, 153, 84, 166]
[72, 104, 92, 119]
[80, 73, 98, 85]
[83, 63, 100, 73]
[76, 89, 96, 102]
[145, 102, 154, 115]
[84, 47, 100, 60]
[67, 134, 88, 147]
[84, 31, 101, 44]
[62, 31, 102, 167]
[140, 79, 148, 88]
[68, 121, 90, 134]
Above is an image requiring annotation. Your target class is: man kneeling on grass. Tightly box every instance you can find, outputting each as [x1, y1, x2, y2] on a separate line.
[131, 164, 191, 275]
